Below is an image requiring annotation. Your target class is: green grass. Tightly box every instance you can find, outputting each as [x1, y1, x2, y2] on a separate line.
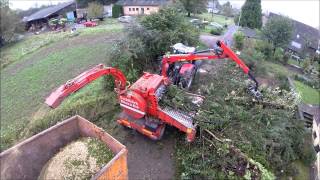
[77, 18, 123, 35]
[196, 13, 233, 26]
[294, 80, 320, 105]
[262, 61, 294, 77]
[1, 43, 112, 128]
[292, 161, 309, 180]
[0, 18, 123, 69]
[288, 59, 302, 67]
[0, 20, 123, 151]
[0, 32, 70, 69]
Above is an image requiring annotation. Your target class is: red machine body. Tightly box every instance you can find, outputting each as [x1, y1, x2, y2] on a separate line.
[46, 65, 197, 141]
[45, 41, 260, 142]
[45, 64, 126, 108]
[83, 21, 98, 27]
[161, 40, 258, 91]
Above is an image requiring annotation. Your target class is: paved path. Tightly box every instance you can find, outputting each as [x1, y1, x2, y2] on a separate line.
[222, 25, 239, 47]
[200, 25, 239, 48]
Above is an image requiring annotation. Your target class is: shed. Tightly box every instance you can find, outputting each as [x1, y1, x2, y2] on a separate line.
[24, 1, 76, 30]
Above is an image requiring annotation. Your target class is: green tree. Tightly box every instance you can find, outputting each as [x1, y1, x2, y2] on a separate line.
[263, 15, 293, 52]
[179, 0, 208, 17]
[140, 6, 199, 57]
[239, 0, 262, 29]
[106, 6, 199, 85]
[112, 4, 123, 18]
[221, 1, 232, 17]
[0, 1, 24, 44]
[87, 2, 104, 19]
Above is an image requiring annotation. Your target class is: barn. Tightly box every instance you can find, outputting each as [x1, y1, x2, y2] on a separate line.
[23, 1, 76, 30]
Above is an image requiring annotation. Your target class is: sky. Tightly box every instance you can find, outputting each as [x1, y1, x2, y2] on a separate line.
[9, 0, 320, 28]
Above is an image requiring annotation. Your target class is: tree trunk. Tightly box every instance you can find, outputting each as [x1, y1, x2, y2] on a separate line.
[187, 12, 191, 17]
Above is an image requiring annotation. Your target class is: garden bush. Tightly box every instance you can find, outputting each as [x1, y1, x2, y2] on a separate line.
[233, 31, 245, 50]
[210, 28, 223, 35]
[282, 51, 290, 64]
[255, 40, 274, 61]
[302, 58, 312, 73]
[273, 47, 284, 62]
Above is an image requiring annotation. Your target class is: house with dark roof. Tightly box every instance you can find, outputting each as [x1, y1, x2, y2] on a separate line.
[239, 27, 260, 39]
[269, 12, 320, 58]
[117, 0, 169, 16]
[24, 1, 76, 30]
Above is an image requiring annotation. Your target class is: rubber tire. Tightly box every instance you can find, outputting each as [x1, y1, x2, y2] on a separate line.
[155, 124, 166, 140]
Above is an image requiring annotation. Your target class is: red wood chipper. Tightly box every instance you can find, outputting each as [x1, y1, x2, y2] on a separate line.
[45, 41, 261, 142]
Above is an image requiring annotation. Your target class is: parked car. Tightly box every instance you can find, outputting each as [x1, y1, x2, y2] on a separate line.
[118, 16, 133, 23]
[83, 21, 97, 27]
[189, 19, 205, 28]
[209, 22, 223, 29]
[189, 18, 200, 23]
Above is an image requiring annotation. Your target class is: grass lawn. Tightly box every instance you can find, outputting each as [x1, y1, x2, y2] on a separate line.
[196, 13, 233, 26]
[260, 60, 294, 77]
[0, 18, 123, 69]
[294, 80, 320, 105]
[0, 20, 123, 149]
[288, 58, 302, 67]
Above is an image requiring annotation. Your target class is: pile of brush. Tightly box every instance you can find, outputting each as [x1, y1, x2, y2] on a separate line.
[171, 61, 310, 179]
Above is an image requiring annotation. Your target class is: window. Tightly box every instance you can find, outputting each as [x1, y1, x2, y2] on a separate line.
[129, 8, 131, 11]
[147, 8, 149, 10]
[291, 41, 302, 49]
[132, 8, 135, 11]
[136, 8, 138, 11]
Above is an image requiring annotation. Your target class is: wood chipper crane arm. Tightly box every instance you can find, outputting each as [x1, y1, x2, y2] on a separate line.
[45, 64, 127, 108]
[161, 40, 260, 92]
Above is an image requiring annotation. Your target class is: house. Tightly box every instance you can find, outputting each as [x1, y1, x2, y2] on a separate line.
[239, 27, 260, 39]
[117, 0, 168, 16]
[23, 1, 76, 30]
[269, 12, 320, 58]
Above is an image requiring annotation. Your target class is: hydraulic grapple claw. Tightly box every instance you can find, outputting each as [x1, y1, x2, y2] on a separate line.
[247, 84, 263, 101]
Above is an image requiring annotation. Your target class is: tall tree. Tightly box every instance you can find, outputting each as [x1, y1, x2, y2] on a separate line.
[180, 0, 208, 17]
[87, 2, 104, 19]
[0, 1, 24, 45]
[221, 1, 232, 17]
[263, 15, 293, 52]
[239, 0, 262, 29]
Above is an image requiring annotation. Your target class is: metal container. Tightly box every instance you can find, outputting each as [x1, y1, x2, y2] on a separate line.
[0, 115, 128, 180]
